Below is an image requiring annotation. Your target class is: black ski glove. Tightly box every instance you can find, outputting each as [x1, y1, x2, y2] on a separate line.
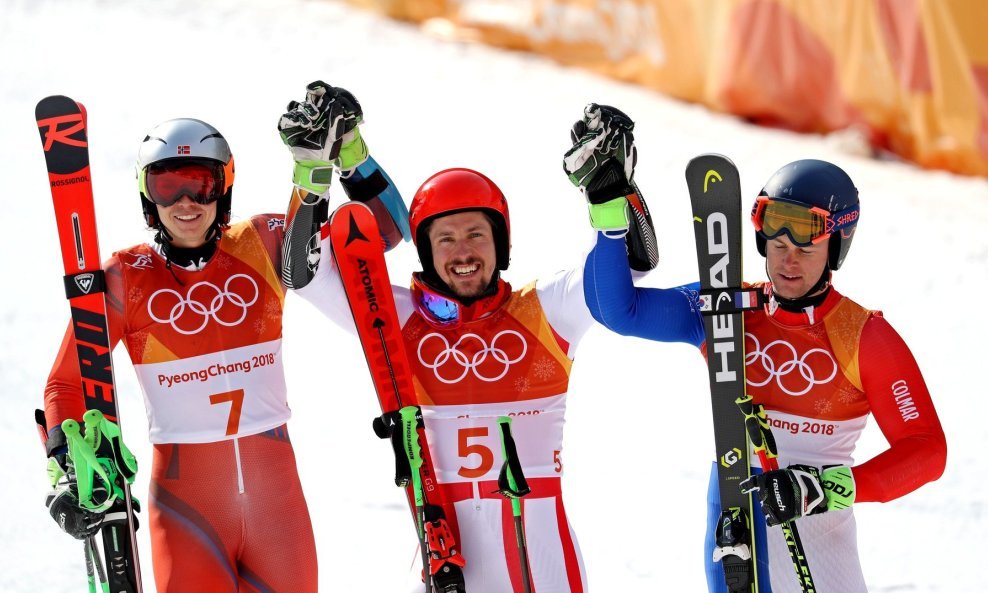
[740, 464, 857, 527]
[562, 103, 658, 270]
[740, 464, 826, 526]
[279, 81, 362, 153]
[44, 420, 142, 539]
[563, 103, 637, 212]
[279, 81, 365, 194]
[46, 481, 106, 540]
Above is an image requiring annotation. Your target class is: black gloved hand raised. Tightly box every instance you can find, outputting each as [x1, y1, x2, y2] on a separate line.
[279, 81, 365, 194]
[563, 103, 637, 204]
[279, 81, 362, 157]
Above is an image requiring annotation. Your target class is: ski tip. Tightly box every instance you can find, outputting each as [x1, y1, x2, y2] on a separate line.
[686, 153, 735, 169]
[35, 95, 83, 120]
[685, 154, 741, 194]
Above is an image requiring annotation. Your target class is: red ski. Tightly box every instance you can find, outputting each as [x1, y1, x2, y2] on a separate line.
[329, 201, 466, 592]
[36, 95, 143, 593]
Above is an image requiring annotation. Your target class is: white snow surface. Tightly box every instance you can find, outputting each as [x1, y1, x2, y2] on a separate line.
[2, 0, 986, 591]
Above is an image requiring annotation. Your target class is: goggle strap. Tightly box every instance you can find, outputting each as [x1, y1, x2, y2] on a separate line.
[824, 204, 860, 235]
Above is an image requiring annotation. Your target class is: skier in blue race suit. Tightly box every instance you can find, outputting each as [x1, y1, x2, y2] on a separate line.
[564, 104, 945, 593]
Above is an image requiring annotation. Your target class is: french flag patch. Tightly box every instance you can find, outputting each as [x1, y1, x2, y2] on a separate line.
[735, 290, 756, 309]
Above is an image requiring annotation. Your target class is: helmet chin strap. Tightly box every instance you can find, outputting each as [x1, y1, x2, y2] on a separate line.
[151, 212, 222, 280]
[768, 261, 832, 313]
[153, 220, 173, 245]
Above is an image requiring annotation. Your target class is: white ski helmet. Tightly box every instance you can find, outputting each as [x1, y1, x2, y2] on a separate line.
[136, 118, 235, 230]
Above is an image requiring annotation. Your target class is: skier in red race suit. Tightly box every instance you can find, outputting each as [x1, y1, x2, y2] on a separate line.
[571, 104, 947, 593]
[281, 85, 659, 592]
[43, 89, 406, 592]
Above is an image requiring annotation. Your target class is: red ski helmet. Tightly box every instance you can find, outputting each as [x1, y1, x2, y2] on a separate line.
[409, 168, 511, 276]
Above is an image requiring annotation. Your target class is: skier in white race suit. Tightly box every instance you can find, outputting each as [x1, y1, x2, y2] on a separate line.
[280, 84, 660, 593]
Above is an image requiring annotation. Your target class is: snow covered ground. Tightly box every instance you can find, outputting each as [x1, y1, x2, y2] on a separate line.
[2, 0, 986, 590]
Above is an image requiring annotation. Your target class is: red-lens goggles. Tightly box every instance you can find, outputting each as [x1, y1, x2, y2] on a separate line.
[144, 160, 226, 207]
[752, 196, 859, 246]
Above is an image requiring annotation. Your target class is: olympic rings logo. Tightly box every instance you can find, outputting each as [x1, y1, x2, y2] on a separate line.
[147, 274, 259, 335]
[744, 334, 837, 396]
[417, 330, 528, 384]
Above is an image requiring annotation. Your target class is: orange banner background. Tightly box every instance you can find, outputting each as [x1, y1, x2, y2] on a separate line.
[347, 0, 988, 177]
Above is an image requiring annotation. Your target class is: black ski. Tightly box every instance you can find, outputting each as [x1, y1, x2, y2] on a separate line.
[686, 154, 759, 592]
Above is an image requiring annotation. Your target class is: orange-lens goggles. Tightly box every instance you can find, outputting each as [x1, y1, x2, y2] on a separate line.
[752, 197, 858, 246]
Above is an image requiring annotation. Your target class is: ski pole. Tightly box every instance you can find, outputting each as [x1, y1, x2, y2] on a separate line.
[399, 406, 432, 593]
[84, 537, 97, 593]
[737, 395, 816, 593]
[86, 534, 110, 593]
[374, 407, 466, 592]
[495, 416, 533, 593]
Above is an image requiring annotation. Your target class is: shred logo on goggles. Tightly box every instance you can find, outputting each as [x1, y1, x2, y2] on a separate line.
[744, 334, 838, 396]
[834, 209, 860, 237]
[417, 330, 528, 384]
[147, 274, 259, 335]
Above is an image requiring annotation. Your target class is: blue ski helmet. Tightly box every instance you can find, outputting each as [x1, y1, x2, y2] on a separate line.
[752, 159, 859, 270]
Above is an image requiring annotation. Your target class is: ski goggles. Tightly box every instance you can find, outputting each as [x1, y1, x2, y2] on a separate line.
[143, 160, 228, 207]
[751, 196, 859, 246]
[411, 274, 506, 328]
[419, 289, 461, 325]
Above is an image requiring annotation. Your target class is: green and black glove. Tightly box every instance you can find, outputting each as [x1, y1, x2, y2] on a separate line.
[563, 103, 637, 231]
[44, 411, 140, 539]
[278, 81, 367, 194]
[740, 464, 855, 527]
[563, 103, 659, 271]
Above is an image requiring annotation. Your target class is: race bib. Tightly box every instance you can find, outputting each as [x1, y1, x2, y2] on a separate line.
[134, 339, 290, 443]
[422, 394, 567, 484]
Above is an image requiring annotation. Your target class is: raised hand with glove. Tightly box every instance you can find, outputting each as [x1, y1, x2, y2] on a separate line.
[279, 80, 365, 195]
[563, 103, 658, 271]
[279, 81, 408, 288]
[740, 464, 856, 527]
